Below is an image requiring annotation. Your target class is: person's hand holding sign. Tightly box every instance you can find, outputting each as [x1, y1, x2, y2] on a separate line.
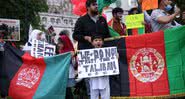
[84, 36, 92, 43]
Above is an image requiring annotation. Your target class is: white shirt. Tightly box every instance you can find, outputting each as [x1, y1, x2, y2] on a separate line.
[69, 63, 75, 78]
[89, 76, 109, 90]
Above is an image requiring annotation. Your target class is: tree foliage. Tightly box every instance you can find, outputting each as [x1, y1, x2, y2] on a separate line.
[0, 0, 48, 42]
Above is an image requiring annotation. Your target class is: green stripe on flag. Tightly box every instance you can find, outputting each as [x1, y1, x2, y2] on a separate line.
[138, 27, 145, 35]
[164, 26, 185, 94]
[33, 53, 71, 99]
[108, 26, 120, 37]
[98, 0, 117, 14]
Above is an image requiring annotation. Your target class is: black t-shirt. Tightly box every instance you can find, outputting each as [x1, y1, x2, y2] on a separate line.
[73, 14, 110, 50]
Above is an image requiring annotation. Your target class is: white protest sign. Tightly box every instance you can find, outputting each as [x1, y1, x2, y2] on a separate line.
[77, 47, 119, 78]
[31, 39, 56, 58]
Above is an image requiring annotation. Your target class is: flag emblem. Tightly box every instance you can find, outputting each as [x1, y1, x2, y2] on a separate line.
[130, 48, 165, 83]
[16, 65, 40, 88]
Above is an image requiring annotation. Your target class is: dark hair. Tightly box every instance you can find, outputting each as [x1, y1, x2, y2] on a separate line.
[86, 0, 97, 8]
[58, 38, 64, 44]
[112, 7, 124, 15]
[59, 30, 69, 36]
[158, 0, 162, 5]
[128, 7, 139, 15]
[91, 35, 103, 41]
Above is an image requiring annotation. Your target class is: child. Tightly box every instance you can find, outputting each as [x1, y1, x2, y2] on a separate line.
[89, 35, 110, 99]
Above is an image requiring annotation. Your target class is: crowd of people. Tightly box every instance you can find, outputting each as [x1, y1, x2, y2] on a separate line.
[0, 0, 185, 99]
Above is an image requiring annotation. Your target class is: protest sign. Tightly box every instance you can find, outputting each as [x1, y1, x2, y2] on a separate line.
[77, 47, 119, 78]
[0, 18, 20, 41]
[142, 0, 158, 11]
[125, 13, 144, 29]
[31, 40, 56, 58]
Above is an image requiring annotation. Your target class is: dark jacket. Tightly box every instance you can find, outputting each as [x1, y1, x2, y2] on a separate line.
[73, 14, 110, 50]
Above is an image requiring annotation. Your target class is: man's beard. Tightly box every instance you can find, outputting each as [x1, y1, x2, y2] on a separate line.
[91, 10, 98, 15]
[115, 16, 122, 21]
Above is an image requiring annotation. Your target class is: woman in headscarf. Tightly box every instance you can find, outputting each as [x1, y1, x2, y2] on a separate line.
[57, 31, 76, 99]
[22, 29, 46, 53]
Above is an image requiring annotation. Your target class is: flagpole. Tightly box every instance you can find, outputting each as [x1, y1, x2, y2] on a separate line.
[104, 35, 127, 41]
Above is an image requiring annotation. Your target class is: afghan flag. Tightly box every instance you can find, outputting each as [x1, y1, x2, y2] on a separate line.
[97, 0, 117, 14]
[127, 28, 145, 36]
[107, 26, 185, 97]
[0, 43, 71, 99]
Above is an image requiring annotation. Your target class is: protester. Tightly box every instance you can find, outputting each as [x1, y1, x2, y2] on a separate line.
[22, 29, 46, 53]
[109, 7, 127, 36]
[59, 30, 70, 37]
[150, 0, 181, 32]
[57, 34, 76, 99]
[59, 30, 72, 44]
[174, 0, 185, 24]
[164, 0, 182, 27]
[128, 7, 152, 34]
[128, 7, 140, 15]
[89, 35, 110, 99]
[73, 0, 111, 97]
[73, 0, 110, 50]
[182, 11, 185, 24]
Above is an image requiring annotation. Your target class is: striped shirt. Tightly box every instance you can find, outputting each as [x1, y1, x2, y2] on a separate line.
[151, 9, 172, 32]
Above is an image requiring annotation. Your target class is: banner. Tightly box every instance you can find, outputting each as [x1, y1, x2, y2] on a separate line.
[77, 47, 119, 78]
[0, 43, 71, 99]
[142, 0, 158, 11]
[31, 40, 56, 58]
[0, 18, 20, 41]
[125, 14, 144, 29]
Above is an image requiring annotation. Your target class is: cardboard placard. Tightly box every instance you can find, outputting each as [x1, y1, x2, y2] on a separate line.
[77, 47, 119, 78]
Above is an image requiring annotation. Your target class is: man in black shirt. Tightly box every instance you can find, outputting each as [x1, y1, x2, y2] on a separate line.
[73, 0, 111, 98]
[73, 0, 110, 50]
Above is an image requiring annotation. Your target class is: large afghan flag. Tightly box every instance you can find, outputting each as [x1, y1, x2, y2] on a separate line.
[107, 26, 185, 97]
[0, 43, 71, 99]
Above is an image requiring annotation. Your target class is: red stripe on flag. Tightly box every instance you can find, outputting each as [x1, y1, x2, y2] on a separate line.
[132, 29, 138, 35]
[126, 31, 169, 96]
[9, 53, 46, 99]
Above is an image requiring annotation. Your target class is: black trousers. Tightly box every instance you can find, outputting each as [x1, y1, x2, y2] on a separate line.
[66, 87, 74, 99]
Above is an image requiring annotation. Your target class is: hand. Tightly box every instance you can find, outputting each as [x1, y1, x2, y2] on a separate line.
[70, 51, 75, 57]
[116, 54, 119, 59]
[84, 36, 91, 43]
[141, 21, 146, 25]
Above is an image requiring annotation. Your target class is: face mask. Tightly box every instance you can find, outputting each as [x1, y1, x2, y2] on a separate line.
[165, 5, 172, 11]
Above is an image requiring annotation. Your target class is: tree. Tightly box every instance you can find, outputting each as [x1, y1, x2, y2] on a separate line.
[0, 0, 48, 42]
